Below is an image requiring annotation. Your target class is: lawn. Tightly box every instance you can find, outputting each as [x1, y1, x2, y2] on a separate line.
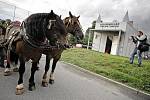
[61, 48, 150, 93]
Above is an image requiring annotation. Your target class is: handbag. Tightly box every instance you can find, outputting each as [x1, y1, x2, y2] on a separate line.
[138, 44, 149, 52]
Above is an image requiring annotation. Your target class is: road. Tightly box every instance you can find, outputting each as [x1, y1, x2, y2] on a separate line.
[0, 55, 149, 100]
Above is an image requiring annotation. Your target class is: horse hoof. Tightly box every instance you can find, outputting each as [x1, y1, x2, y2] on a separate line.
[49, 79, 54, 84]
[13, 67, 19, 72]
[41, 81, 48, 87]
[4, 71, 12, 76]
[16, 88, 25, 95]
[28, 85, 36, 91]
[4, 68, 12, 76]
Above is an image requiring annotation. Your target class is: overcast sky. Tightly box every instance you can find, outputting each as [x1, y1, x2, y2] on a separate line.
[1, 0, 150, 34]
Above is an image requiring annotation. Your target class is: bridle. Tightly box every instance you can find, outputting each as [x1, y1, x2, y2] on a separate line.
[47, 20, 56, 30]
[64, 17, 82, 36]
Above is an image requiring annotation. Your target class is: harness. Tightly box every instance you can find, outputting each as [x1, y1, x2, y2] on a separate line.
[6, 29, 20, 63]
[21, 21, 68, 51]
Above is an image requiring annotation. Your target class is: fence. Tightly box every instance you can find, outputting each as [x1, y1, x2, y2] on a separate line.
[0, 1, 31, 21]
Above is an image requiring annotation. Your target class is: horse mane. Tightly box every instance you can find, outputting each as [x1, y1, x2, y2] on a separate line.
[24, 13, 57, 41]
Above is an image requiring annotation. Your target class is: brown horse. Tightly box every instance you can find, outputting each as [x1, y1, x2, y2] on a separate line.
[41, 12, 84, 87]
[5, 10, 67, 95]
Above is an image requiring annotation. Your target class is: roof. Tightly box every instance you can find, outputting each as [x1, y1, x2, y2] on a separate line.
[96, 14, 102, 23]
[122, 11, 130, 22]
[90, 29, 124, 32]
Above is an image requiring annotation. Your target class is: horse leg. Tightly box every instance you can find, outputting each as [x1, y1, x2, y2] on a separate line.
[13, 53, 19, 72]
[49, 55, 61, 84]
[28, 61, 38, 91]
[4, 51, 13, 76]
[42, 54, 51, 87]
[16, 56, 25, 95]
[4, 60, 12, 76]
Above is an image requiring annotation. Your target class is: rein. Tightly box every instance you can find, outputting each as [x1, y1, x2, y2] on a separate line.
[22, 31, 68, 51]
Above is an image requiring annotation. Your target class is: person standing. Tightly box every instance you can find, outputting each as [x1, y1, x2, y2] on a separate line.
[129, 31, 149, 67]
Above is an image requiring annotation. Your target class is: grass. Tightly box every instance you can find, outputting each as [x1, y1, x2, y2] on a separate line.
[61, 48, 150, 93]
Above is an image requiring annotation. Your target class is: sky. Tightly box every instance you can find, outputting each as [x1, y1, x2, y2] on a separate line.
[0, 0, 150, 34]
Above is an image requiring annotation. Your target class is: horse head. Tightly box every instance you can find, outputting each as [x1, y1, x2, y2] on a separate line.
[23, 10, 67, 46]
[63, 11, 84, 41]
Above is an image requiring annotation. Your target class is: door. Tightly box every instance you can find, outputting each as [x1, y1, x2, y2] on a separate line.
[111, 36, 119, 55]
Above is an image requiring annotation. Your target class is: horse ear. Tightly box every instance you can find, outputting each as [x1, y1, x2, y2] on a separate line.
[77, 15, 80, 19]
[69, 11, 73, 18]
[59, 15, 62, 18]
[50, 10, 54, 15]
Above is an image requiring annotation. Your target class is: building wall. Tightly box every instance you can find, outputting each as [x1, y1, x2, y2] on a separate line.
[111, 34, 120, 55]
[92, 31, 118, 53]
[92, 31, 107, 52]
[119, 22, 137, 57]
[119, 22, 127, 31]
[92, 32, 101, 51]
[117, 32, 125, 56]
[99, 33, 107, 52]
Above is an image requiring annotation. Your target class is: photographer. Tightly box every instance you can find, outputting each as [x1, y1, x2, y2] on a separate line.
[129, 31, 149, 67]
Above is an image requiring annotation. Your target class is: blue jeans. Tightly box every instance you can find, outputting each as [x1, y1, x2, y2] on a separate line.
[130, 47, 142, 65]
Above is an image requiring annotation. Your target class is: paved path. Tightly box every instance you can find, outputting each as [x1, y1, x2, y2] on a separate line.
[0, 56, 149, 100]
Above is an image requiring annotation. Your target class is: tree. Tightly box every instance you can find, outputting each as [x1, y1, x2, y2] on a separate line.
[67, 20, 96, 46]
[83, 20, 96, 45]
[67, 34, 77, 46]
[0, 19, 11, 28]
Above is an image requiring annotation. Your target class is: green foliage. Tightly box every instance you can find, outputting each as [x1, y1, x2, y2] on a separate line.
[67, 20, 96, 45]
[92, 20, 96, 29]
[61, 48, 150, 93]
[0, 19, 11, 28]
[83, 20, 96, 45]
[67, 34, 77, 45]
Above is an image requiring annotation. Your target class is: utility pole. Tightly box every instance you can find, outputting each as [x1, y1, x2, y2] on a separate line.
[13, 6, 16, 21]
[87, 30, 91, 50]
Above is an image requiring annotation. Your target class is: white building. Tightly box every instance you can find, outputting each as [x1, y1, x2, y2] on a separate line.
[91, 11, 139, 57]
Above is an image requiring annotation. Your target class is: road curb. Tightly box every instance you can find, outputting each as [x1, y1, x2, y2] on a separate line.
[60, 61, 150, 99]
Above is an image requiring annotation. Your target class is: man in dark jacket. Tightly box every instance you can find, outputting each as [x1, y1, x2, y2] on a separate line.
[129, 31, 149, 67]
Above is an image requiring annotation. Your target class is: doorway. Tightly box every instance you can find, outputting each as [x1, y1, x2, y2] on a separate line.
[105, 36, 112, 54]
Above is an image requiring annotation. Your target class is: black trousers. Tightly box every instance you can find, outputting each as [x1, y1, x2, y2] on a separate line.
[0, 47, 5, 68]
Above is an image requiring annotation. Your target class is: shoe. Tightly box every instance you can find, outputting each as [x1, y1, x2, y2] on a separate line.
[130, 62, 133, 64]
[138, 64, 141, 67]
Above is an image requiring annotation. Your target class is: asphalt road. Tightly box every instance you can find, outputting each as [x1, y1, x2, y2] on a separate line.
[0, 55, 149, 100]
